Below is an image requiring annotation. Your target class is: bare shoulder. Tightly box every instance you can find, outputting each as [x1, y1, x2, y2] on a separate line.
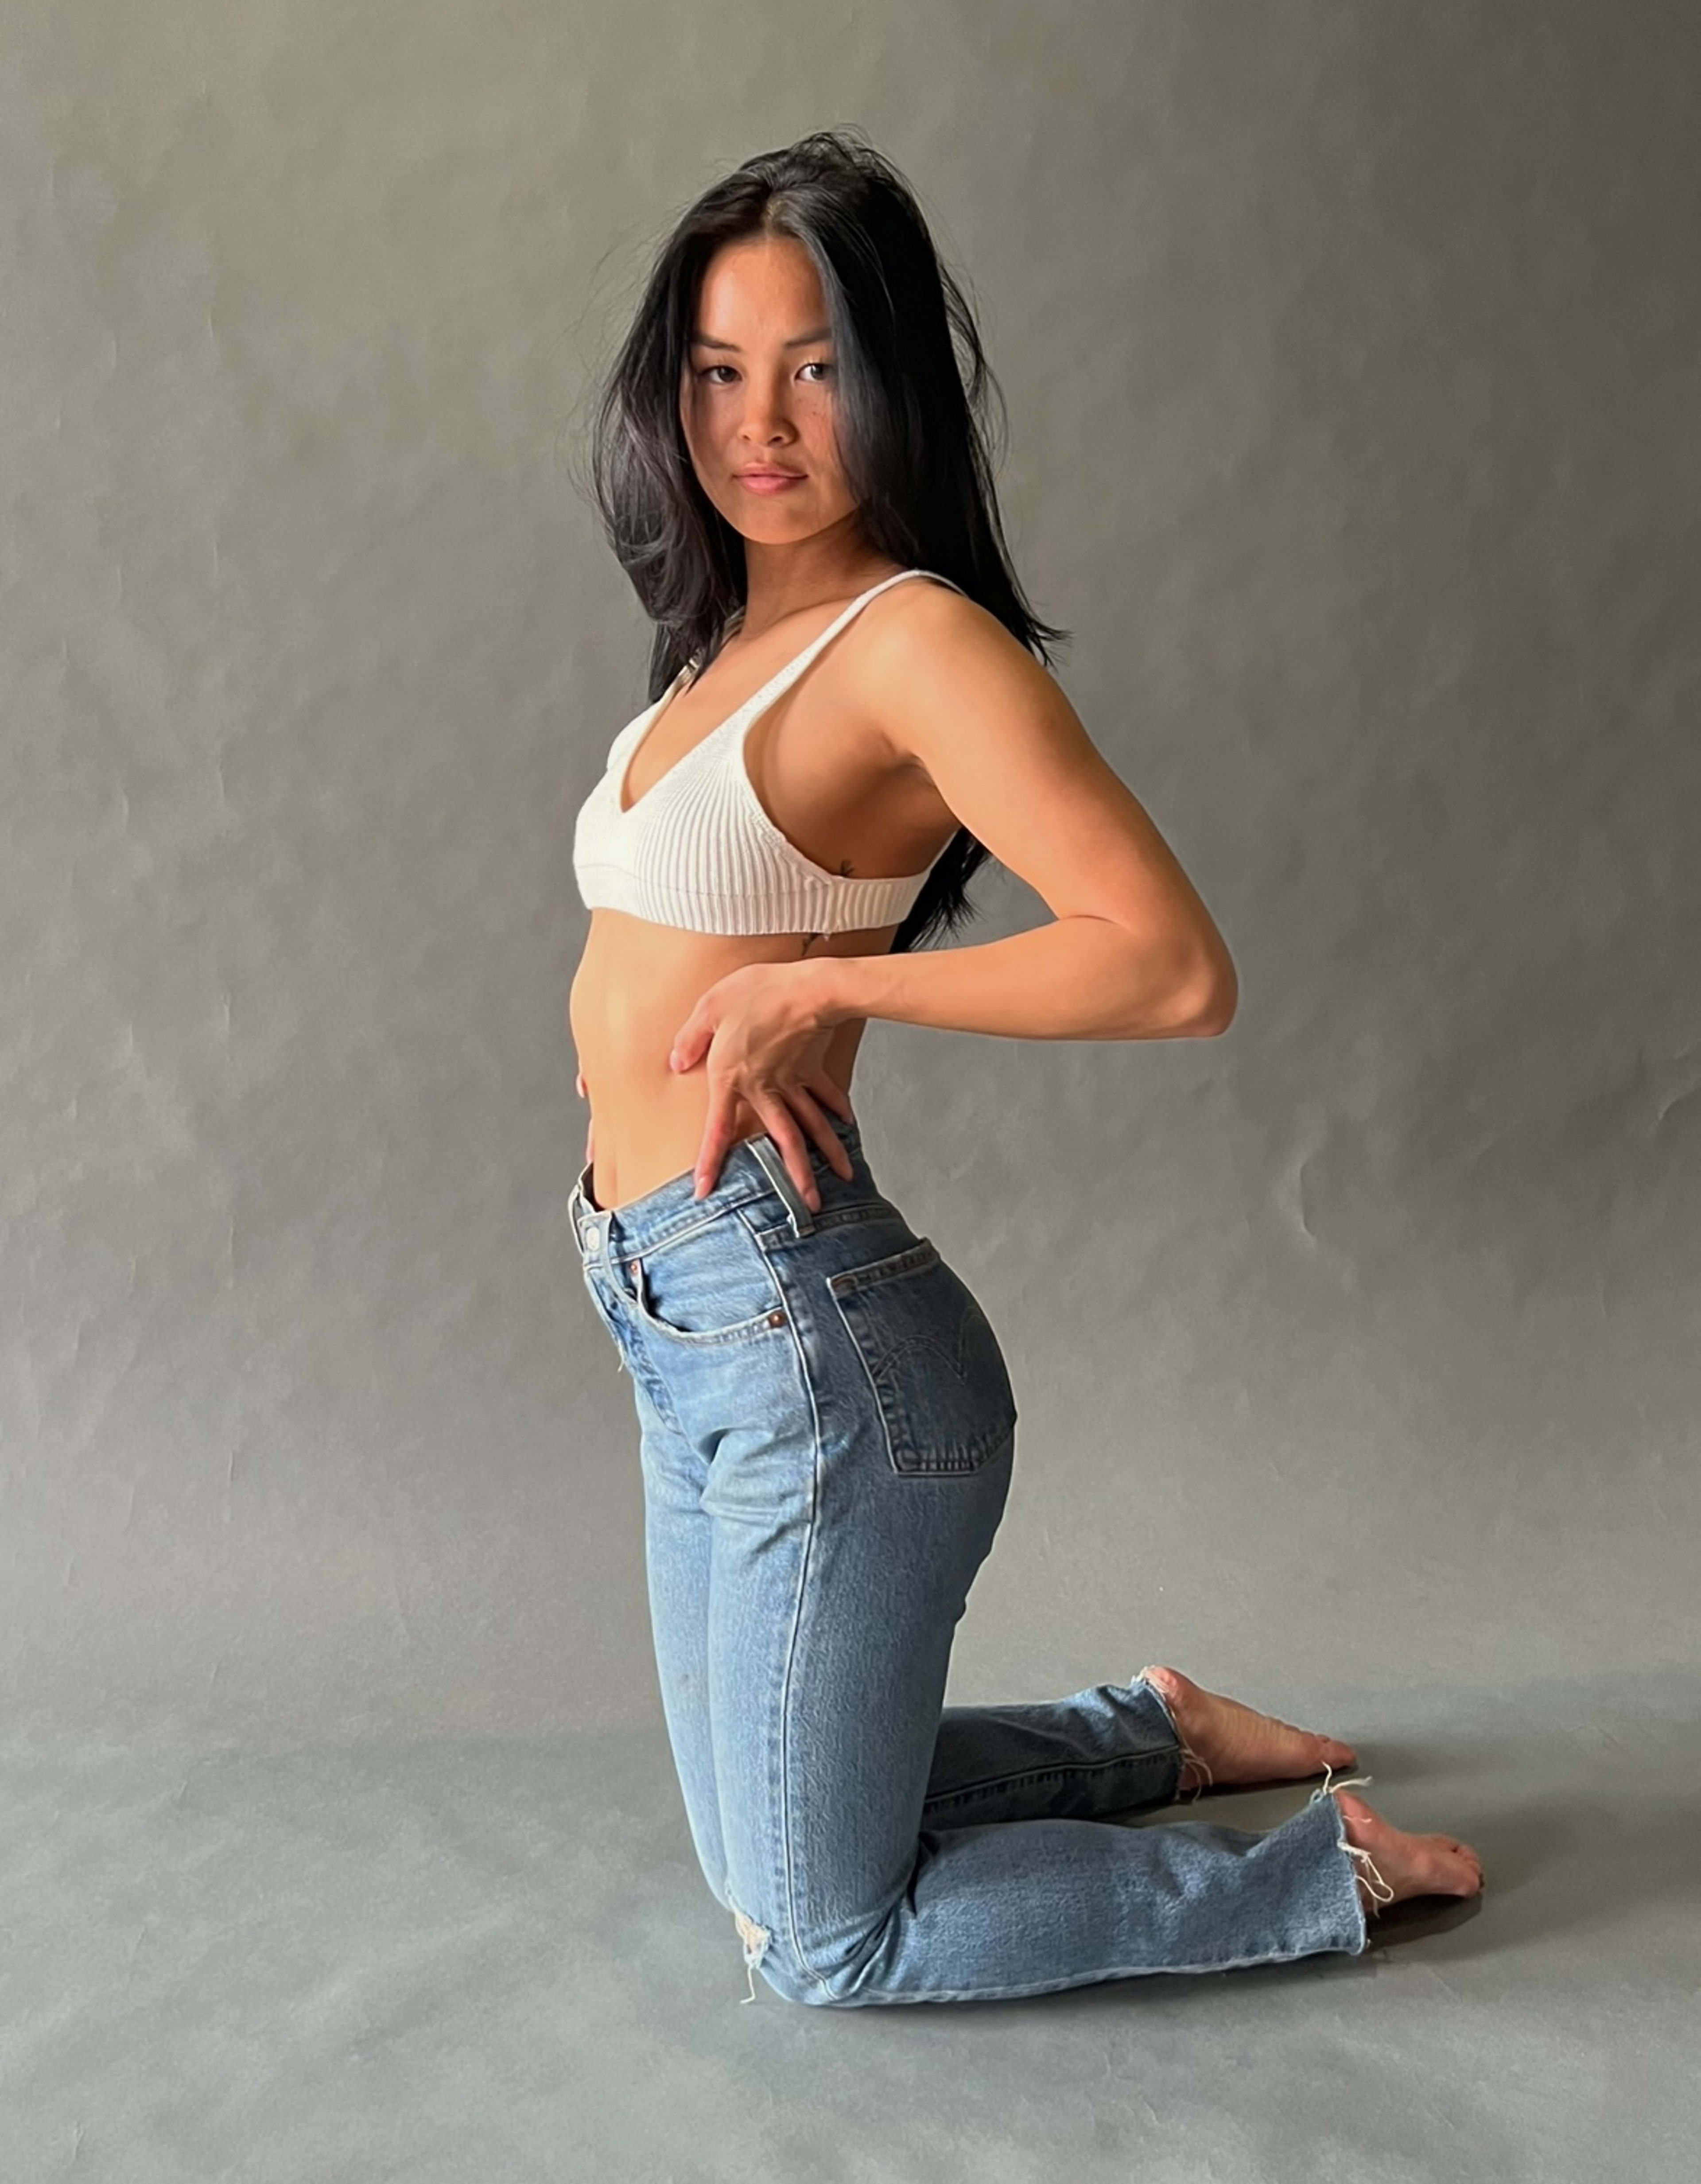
[851, 577, 1231, 989]
[863, 569, 1032, 665]
[856, 575, 1052, 765]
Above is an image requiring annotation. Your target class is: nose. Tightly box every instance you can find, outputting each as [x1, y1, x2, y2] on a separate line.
[737, 377, 799, 443]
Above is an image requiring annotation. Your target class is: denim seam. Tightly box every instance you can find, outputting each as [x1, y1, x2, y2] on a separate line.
[920, 1750, 1181, 1809]
[750, 1201, 886, 1250]
[826, 1237, 940, 1298]
[622, 1209, 754, 1258]
[625, 1277, 790, 1349]
[825, 1933, 1366, 2006]
[608, 1189, 772, 1261]
[768, 1244, 837, 2001]
[826, 1287, 902, 1475]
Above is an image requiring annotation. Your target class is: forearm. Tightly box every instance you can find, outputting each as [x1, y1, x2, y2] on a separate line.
[807, 914, 1224, 1043]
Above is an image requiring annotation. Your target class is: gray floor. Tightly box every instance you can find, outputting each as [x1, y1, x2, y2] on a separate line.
[5, 1667, 1694, 2183]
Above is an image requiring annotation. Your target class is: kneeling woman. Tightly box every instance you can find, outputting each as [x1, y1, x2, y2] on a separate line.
[565, 131, 1484, 2007]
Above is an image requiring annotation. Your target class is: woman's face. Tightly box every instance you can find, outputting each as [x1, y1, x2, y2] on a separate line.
[679, 234, 860, 550]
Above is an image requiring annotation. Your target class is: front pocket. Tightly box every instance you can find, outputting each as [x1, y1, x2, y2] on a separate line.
[827, 1238, 1017, 1474]
[622, 1218, 789, 1347]
[581, 1264, 620, 1341]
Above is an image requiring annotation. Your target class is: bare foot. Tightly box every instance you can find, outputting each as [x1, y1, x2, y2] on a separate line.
[1330, 1789, 1484, 1916]
[1138, 1664, 1359, 1794]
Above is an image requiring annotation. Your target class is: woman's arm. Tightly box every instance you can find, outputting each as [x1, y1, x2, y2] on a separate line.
[810, 591, 1238, 1043]
[666, 591, 1238, 1203]
[803, 911, 1231, 1043]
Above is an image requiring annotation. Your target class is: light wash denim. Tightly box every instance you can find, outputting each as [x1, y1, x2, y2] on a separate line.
[570, 1110, 1368, 2006]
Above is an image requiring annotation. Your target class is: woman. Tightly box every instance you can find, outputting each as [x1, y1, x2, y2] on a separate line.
[566, 131, 1482, 2007]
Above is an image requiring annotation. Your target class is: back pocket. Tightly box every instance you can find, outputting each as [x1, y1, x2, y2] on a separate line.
[827, 1237, 1017, 1475]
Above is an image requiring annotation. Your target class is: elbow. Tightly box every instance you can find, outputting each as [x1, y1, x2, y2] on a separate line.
[1170, 943, 1238, 1038]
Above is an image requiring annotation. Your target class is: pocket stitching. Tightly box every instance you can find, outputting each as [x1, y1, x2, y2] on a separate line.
[826, 1235, 940, 1297]
[752, 1201, 889, 1251]
[827, 1243, 1016, 1475]
[625, 1250, 789, 1348]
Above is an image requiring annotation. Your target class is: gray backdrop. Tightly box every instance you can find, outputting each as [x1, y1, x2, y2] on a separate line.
[3, 4, 1696, 2179]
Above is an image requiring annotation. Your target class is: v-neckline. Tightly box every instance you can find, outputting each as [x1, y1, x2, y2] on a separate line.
[615, 657, 726, 818]
[613, 570, 937, 820]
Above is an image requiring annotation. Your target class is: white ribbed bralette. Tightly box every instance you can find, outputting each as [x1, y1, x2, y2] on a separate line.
[572, 567, 965, 936]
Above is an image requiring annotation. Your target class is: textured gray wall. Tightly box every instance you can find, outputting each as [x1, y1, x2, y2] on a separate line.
[3, 2, 1695, 1756]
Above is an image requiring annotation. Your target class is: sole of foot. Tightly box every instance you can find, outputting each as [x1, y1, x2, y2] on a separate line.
[1138, 1663, 1359, 1795]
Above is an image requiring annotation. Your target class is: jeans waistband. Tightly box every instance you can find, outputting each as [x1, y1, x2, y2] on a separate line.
[568, 1110, 874, 1265]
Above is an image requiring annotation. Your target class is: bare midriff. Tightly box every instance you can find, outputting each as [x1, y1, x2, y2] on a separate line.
[568, 913, 901, 1211]
[569, 574, 963, 1210]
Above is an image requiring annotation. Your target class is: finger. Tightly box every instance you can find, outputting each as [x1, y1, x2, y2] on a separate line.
[692, 1091, 740, 1200]
[669, 1013, 705, 1073]
[791, 1082, 854, 1181]
[814, 1081, 857, 1177]
[810, 1073, 856, 1125]
[751, 1095, 822, 1212]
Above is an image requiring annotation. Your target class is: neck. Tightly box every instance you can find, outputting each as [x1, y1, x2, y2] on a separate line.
[735, 534, 906, 642]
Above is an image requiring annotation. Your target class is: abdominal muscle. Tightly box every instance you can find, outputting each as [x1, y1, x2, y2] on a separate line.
[569, 908, 900, 1212]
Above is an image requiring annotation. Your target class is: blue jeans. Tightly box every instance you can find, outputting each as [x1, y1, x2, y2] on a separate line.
[570, 1110, 1367, 2005]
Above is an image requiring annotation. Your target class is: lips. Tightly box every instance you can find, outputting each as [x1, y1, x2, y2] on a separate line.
[736, 469, 806, 495]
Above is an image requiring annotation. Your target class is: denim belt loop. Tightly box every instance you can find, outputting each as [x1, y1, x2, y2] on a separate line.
[744, 1133, 819, 1239]
[571, 1165, 615, 1275]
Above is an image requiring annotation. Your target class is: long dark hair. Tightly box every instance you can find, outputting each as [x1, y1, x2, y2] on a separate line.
[578, 127, 1070, 954]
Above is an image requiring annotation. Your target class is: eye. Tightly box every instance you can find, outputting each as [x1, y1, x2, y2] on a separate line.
[690, 361, 834, 385]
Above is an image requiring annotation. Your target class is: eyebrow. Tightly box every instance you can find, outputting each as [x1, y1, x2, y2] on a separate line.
[688, 326, 833, 351]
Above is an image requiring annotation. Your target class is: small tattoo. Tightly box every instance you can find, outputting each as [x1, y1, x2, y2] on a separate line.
[799, 865, 855, 956]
